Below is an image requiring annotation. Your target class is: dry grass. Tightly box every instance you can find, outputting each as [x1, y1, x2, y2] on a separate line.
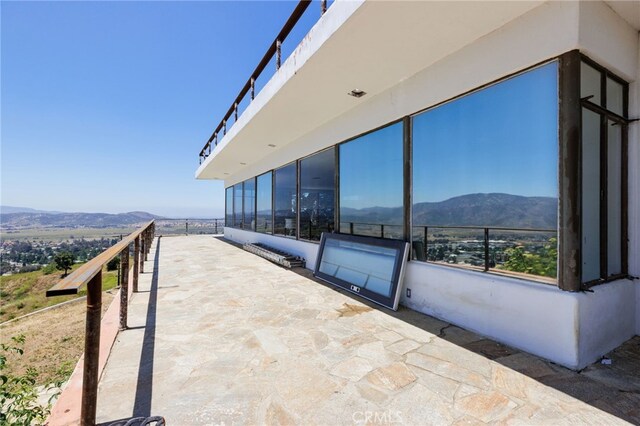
[0, 290, 115, 386]
[1, 265, 119, 322]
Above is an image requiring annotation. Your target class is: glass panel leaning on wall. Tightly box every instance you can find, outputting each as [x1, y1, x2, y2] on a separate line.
[412, 61, 559, 282]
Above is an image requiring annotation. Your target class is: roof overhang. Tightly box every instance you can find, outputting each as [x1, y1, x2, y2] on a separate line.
[195, 0, 546, 181]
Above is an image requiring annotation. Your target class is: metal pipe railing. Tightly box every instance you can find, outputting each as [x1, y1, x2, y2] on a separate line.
[154, 218, 225, 235]
[198, 0, 331, 164]
[341, 221, 557, 273]
[46, 221, 156, 426]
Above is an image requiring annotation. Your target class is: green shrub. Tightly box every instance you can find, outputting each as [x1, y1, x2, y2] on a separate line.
[0, 335, 60, 425]
[41, 263, 57, 275]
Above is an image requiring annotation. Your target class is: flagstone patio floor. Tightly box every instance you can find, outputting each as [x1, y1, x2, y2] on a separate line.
[95, 235, 640, 425]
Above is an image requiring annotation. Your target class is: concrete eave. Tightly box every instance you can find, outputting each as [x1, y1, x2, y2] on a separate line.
[195, 0, 546, 182]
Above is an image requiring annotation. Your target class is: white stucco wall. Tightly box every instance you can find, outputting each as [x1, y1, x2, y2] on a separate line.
[224, 227, 320, 270]
[400, 261, 581, 368]
[221, 1, 640, 367]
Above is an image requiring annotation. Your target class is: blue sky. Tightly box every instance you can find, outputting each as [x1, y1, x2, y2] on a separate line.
[413, 61, 558, 203]
[1, 1, 317, 218]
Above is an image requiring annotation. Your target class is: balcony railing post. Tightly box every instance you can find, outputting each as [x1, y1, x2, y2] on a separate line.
[321, 0, 327, 15]
[80, 270, 102, 426]
[119, 246, 129, 330]
[250, 77, 255, 100]
[380, 224, 384, 238]
[140, 233, 145, 274]
[424, 226, 428, 260]
[223, 120, 227, 135]
[234, 103, 238, 122]
[186, 219, 189, 235]
[133, 236, 140, 292]
[484, 228, 490, 272]
[349, 222, 354, 235]
[145, 230, 150, 261]
[276, 39, 282, 70]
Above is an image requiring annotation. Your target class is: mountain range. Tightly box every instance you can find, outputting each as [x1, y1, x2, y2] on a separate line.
[341, 193, 557, 229]
[0, 207, 163, 229]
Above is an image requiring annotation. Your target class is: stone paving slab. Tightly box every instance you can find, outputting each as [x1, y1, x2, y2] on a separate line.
[96, 236, 638, 425]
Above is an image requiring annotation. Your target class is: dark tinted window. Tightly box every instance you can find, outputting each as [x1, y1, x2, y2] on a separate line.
[412, 62, 558, 279]
[300, 148, 335, 241]
[225, 187, 233, 227]
[233, 183, 243, 228]
[339, 123, 403, 239]
[256, 172, 273, 234]
[274, 162, 297, 237]
[243, 178, 255, 231]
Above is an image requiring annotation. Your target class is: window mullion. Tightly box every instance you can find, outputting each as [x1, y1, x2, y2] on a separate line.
[600, 113, 608, 279]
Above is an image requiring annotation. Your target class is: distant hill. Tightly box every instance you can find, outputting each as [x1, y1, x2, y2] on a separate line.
[341, 193, 557, 229]
[0, 210, 164, 229]
[0, 206, 63, 214]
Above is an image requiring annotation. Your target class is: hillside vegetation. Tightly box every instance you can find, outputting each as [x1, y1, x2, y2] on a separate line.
[0, 264, 119, 322]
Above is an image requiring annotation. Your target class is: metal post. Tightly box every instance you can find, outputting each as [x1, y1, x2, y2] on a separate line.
[81, 270, 102, 426]
[119, 247, 129, 330]
[424, 226, 428, 260]
[276, 39, 282, 70]
[140, 233, 145, 274]
[186, 219, 189, 235]
[380, 224, 384, 238]
[349, 222, 354, 235]
[223, 120, 227, 135]
[321, 0, 327, 15]
[234, 103, 238, 122]
[250, 77, 255, 100]
[133, 236, 140, 292]
[145, 230, 150, 261]
[484, 228, 490, 272]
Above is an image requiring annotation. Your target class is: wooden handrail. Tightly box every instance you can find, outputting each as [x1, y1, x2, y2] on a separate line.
[46, 220, 156, 426]
[46, 220, 155, 296]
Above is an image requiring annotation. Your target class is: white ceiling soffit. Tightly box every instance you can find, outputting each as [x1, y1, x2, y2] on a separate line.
[604, 0, 640, 30]
[196, 0, 544, 181]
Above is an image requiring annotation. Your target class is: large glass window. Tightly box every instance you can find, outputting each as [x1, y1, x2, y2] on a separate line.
[274, 162, 297, 237]
[580, 58, 627, 283]
[243, 178, 255, 231]
[233, 183, 243, 228]
[299, 148, 335, 241]
[339, 123, 404, 239]
[225, 187, 233, 227]
[256, 171, 273, 234]
[412, 62, 559, 280]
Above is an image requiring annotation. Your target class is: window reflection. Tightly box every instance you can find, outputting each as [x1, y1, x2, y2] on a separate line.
[412, 62, 558, 280]
[243, 178, 255, 231]
[274, 162, 297, 237]
[300, 148, 335, 241]
[339, 122, 404, 239]
[581, 62, 601, 105]
[256, 172, 273, 234]
[225, 187, 233, 227]
[233, 183, 243, 228]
